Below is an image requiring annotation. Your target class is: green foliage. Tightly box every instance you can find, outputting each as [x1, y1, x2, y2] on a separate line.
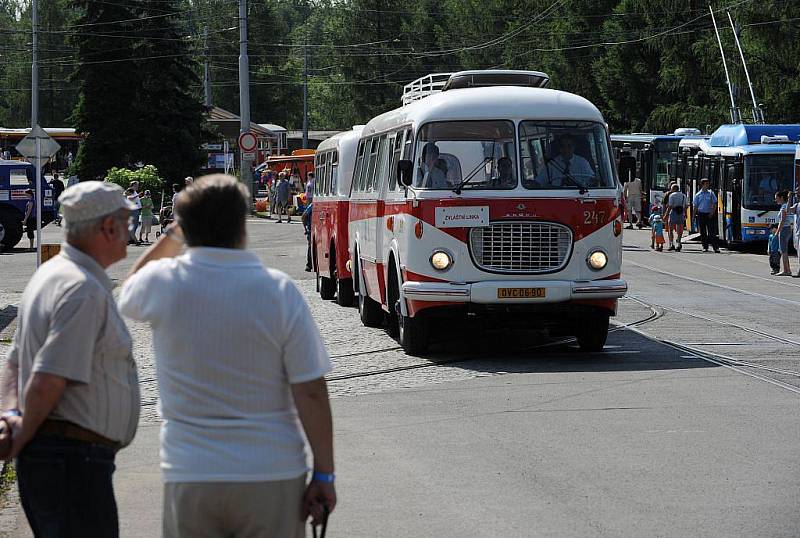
[105, 165, 165, 205]
[2, 0, 800, 144]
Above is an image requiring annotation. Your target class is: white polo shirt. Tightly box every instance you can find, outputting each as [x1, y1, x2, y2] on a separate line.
[118, 247, 331, 482]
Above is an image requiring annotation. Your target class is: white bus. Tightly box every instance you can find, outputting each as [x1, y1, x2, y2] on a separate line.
[348, 70, 627, 354]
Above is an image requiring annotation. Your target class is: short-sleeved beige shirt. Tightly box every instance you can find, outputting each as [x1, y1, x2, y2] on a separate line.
[7, 243, 140, 445]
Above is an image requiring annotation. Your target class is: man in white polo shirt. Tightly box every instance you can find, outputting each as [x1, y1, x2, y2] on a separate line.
[118, 174, 335, 537]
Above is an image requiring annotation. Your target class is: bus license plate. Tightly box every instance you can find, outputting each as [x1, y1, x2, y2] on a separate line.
[497, 287, 546, 299]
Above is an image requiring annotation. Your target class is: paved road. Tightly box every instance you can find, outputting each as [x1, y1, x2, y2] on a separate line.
[1, 221, 798, 537]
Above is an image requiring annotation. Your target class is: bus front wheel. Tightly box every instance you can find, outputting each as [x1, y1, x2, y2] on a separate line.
[576, 314, 609, 352]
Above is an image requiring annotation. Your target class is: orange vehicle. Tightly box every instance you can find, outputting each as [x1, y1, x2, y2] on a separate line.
[264, 149, 316, 186]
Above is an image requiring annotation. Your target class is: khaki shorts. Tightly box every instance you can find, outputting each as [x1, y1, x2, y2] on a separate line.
[163, 475, 306, 538]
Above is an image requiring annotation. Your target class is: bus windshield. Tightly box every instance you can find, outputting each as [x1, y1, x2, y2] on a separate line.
[519, 121, 615, 189]
[743, 154, 794, 210]
[653, 140, 678, 190]
[414, 121, 517, 190]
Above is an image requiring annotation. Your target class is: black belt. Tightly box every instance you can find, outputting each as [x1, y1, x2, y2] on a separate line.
[38, 419, 121, 452]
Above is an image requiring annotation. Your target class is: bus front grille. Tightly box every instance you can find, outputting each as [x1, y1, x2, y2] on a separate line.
[469, 222, 572, 273]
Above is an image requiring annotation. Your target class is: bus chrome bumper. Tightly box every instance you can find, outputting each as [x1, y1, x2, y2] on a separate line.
[402, 279, 627, 303]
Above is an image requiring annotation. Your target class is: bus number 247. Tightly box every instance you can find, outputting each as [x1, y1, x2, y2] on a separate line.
[584, 211, 606, 225]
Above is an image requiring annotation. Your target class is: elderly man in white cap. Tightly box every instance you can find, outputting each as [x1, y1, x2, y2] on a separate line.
[1, 181, 141, 537]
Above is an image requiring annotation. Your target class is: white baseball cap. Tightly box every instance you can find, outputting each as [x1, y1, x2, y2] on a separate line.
[59, 181, 137, 224]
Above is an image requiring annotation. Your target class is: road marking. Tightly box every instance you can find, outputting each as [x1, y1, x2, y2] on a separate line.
[665, 254, 800, 290]
[626, 260, 800, 308]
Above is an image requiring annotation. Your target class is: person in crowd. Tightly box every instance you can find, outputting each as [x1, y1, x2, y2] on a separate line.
[126, 180, 142, 245]
[302, 202, 313, 272]
[1, 181, 140, 537]
[623, 177, 643, 229]
[768, 224, 781, 275]
[305, 171, 316, 203]
[692, 178, 720, 253]
[50, 173, 65, 226]
[139, 190, 154, 244]
[290, 169, 302, 192]
[419, 142, 449, 189]
[23, 189, 36, 250]
[649, 212, 665, 251]
[663, 183, 687, 251]
[535, 134, 594, 187]
[276, 172, 291, 223]
[787, 184, 800, 277]
[171, 183, 180, 209]
[184, 176, 193, 187]
[774, 189, 793, 276]
[118, 174, 335, 538]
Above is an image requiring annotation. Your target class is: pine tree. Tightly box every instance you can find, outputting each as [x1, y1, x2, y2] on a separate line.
[135, 0, 206, 183]
[71, 0, 142, 180]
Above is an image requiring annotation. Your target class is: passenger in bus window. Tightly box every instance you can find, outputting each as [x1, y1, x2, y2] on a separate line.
[419, 142, 449, 189]
[535, 135, 593, 187]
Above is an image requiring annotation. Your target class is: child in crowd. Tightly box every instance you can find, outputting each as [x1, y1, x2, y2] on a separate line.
[768, 223, 781, 275]
[649, 213, 665, 251]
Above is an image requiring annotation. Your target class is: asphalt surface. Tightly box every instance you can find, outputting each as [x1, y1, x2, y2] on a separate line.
[1, 220, 798, 537]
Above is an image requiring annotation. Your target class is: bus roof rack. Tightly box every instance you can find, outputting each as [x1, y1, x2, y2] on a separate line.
[401, 69, 550, 106]
[402, 73, 452, 106]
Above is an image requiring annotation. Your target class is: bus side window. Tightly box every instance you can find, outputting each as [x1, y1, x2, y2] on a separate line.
[330, 151, 338, 195]
[355, 139, 370, 193]
[373, 135, 391, 193]
[402, 129, 412, 160]
[388, 132, 403, 191]
[365, 137, 382, 192]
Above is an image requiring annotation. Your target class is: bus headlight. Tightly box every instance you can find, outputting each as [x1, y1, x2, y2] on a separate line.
[430, 250, 453, 271]
[587, 250, 608, 271]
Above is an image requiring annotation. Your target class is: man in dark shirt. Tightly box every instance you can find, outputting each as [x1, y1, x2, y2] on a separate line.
[50, 173, 65, 226]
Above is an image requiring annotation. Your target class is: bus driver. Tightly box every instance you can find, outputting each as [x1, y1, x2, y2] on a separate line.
[536, 134, 594, 187]
[419, 142, 450, 189]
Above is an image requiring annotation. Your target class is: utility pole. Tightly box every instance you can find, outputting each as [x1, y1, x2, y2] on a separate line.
[238, 0, 252, 200]
[31, 0, 42, 267]
[203, 26, 212, 108]
[302, 37, 309, 149]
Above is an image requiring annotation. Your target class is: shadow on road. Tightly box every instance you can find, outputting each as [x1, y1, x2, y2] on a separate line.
[415, 326, 717, 375]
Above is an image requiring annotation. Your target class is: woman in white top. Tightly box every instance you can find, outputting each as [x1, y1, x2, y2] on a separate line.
[663, 183, 688, 251]
[774, 189, 792, 276]
[787, 185, 800, 277]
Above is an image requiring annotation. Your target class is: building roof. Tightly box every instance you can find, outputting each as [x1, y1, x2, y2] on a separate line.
[207, 107, 275, 138]
[258, 123, 287, 134]
[287, 130, 341, 142]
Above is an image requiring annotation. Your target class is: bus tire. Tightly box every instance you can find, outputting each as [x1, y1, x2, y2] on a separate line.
[398, 308, 429, 356]
[576, 314, 609, 352]
[319, 274, 336, 300]
[356, 258, 383, 328]
[0, 207, 23, 253]
[336, 278, 354, 307]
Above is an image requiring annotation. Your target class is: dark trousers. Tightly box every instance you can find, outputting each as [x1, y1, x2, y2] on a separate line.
[17, 435, 118, 538]
[769, 252, 781, 272]
[306, 235, 313, 270]
[696, 212, 718, 250]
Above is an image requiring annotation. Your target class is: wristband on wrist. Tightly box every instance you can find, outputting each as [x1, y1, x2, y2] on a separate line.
[312, 471, 335, 484]
[2, 409, 21, 418]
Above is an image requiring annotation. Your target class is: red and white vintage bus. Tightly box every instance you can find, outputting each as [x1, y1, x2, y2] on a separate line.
[348, 70, 627, 354]
[311, 126, 364, 306]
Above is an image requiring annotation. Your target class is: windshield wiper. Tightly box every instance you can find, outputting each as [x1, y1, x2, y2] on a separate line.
[545, 158, 588, 194]
[452, 157, 492, 195]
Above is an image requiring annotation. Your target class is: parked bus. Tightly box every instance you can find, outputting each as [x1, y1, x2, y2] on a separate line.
[348, 70, 627, 354]
[610, 129, 705, 218]
[679, 124, 800, 244]
[0, 127, 80, 172]
[311, 126, 364, 306]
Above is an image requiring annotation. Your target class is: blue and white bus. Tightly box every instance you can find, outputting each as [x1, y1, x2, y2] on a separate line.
[678, 124, 800, 244]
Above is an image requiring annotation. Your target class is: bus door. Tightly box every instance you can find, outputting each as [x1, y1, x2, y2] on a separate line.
[364, 134, 390, 304]
[723, 157, 743, 242]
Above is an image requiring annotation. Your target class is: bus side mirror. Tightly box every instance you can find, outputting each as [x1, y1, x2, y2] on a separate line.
[397, 160, 413, 188]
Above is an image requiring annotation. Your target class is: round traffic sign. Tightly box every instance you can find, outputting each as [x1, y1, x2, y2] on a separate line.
[238, 132, 258, 152]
